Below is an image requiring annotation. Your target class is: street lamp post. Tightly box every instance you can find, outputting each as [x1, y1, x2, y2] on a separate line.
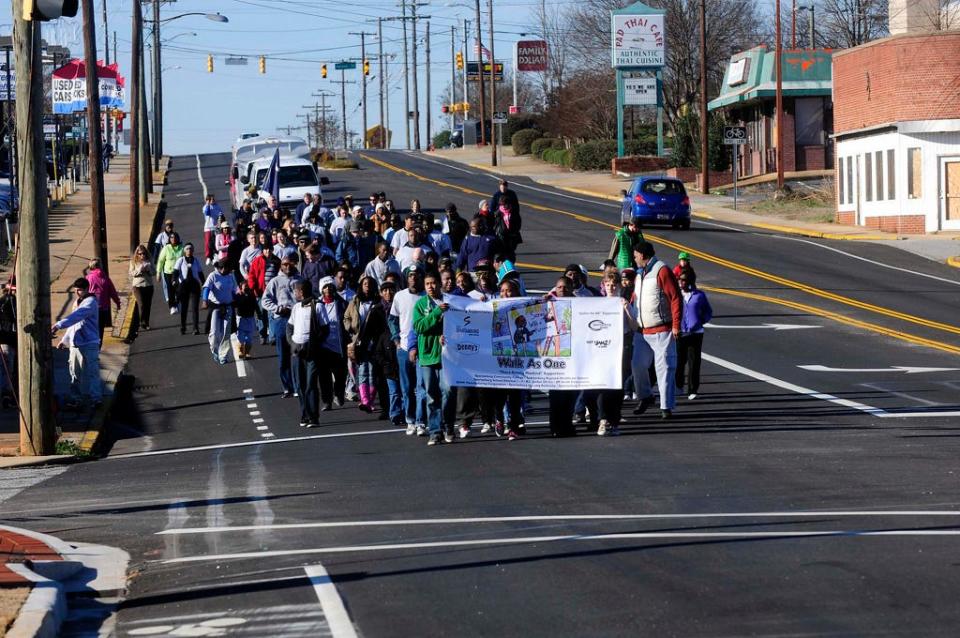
[149, 7, 228, 171]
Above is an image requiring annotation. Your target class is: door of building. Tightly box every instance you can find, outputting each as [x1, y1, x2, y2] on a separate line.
[941, 157, 960, 231]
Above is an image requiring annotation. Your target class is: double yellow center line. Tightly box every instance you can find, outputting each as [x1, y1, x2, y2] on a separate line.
[360, 153, 960, 356]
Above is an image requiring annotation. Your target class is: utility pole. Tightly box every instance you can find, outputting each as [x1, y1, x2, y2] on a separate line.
[411, 2, 421, 150]
[101, 0, 111, 157]
[312, 90, 335, 150]
[334, 69, 357, 150]
[463, 19, 469, 124]
[82, 0, 109, 274]
[791, 0, 796, 48]
[425, 20, 432, 148]
[699, 0, 709, 194]
[130, 0, 142, 254]
[474, 0, 486, 145]
[152, 0, 162, 171]
[775, 0, 784, 190]
[378, 18, 386, 148]
[450, 26, 456, 132]
[298, 111, 313, 149]
[138, 33, 151, 201]
[13, 0, 56, 455]
[349, 31, 374, 148]
[401, 1, 410, 149]
[488, 0, 496, 166]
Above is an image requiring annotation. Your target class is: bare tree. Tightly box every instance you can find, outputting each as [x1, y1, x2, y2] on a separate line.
[533, 0, 571, 103]
[817, 0, 888, 47]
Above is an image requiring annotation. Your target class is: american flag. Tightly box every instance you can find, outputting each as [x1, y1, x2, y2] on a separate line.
[474, 39, 491, 60]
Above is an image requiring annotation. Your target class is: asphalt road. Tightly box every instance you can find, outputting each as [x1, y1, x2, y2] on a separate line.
[3, 150, 960, 637]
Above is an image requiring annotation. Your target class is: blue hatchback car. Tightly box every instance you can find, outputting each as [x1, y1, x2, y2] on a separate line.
[620, 177, 691, 230]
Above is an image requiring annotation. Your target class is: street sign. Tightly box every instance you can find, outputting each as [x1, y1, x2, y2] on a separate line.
[492, 112, 508, 124]
[334, 61, 357, 70]
[624, 77, 657, 105]
[508, 105, 520, 115]
[723, 126, 747, 145]
[224, 56, 248, 66]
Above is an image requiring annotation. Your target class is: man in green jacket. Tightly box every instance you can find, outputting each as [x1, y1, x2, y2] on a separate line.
[610, 217, 645, 271]
[412, 270, 450, 446]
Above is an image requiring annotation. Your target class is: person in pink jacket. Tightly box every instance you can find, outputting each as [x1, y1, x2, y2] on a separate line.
[86, 259, 121, 344]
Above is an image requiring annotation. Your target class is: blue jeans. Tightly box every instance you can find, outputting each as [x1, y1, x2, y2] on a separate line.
[420, 364, 450, 435]
[294, 355, 319, 424]
[386, 376, 403, 421]
[397, 348, 424, 425]
[269, 316, 295, 394]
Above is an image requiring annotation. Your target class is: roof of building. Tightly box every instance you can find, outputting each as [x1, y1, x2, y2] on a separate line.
[708, 46, 833, 111]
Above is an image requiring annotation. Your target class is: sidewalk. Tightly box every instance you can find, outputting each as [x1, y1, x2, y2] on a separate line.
[430, 146, 960, 266]
[0, 155, 168, 461]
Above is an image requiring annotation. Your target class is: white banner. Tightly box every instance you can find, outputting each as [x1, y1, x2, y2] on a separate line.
[611, 13, 665, 68]
[442, 296, 623, 390]
[52, 76, 121, 114]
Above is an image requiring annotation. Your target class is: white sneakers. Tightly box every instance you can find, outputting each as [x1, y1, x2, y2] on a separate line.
[459, 425, 470, 439]
[597, 420, 620, 437]
[480, 423, 492, 434]
[688, 393, 698, 400]
[415, 424, 427, 437]
[405, 424, 415, 435]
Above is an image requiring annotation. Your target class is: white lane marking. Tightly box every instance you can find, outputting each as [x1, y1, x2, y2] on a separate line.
[707, 322, 822, 331]
[256, 426, 269, 431]
[860, 382, 945, 407]
[771, 234, 960, 286]
[705, 352, 960, 419]
[243, 388, 253, 394]
[163, 529, 960, 563]
[249, 411, 261, 416]
[245, 397, 255, 402]
[157, 510, 960, 535]
[230, 334, 247, 378]
[261, 433, 275, 438]
[162, 499, 189, 561]
[252, 418, 264, 424]
[195, 154, 208, 199]
[702, 352, 886, 416]
[106, 428, 406, 460]
[800, 365, 960, 374]
[304, 564, 359, 638]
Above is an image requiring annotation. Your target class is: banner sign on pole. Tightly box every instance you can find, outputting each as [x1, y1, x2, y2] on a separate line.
[611, 12, 665, 67]
[442, 297, 623, 390]
[516, 40, 548, 72]
[623, 77, 657, 105]
[51, 59, 124, 114]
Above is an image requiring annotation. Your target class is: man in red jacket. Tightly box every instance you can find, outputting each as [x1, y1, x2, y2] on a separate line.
[631, 241, 682, 419]
[246, 242, 280, 344]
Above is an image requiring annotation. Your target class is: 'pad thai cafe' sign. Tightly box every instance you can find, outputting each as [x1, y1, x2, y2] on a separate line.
[612, 13, 665, 67]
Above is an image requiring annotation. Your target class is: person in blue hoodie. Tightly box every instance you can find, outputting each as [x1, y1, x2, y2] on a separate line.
[676, 267, 712, 401]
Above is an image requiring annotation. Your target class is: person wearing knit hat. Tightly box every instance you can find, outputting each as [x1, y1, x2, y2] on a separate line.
[673, 252, 691, 279]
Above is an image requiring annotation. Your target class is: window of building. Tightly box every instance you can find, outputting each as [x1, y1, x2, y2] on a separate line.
[865, 153, 873, 202]
[875, 151, 884, 201]
[847, 155, 853, 204]
[838, 157, 845, 204]
[908, 147, 922, 199]
[794, 98, 824, 146]
[887, 149, 895, 200]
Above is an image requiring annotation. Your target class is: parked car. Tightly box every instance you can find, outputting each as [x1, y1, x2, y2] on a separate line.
[620, 176, 691, 230]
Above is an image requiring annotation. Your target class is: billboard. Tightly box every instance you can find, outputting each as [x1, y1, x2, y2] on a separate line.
[466, 61, 504, 82]
[612, 13, 665, 67]
[516, 40, 548, 72]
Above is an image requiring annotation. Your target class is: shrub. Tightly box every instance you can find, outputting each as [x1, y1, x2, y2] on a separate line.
[542, 148, 572, 167]
[531, 137, 564, 158]
[432, 130, 452, 149]
[570, 139, 619, 171]
[511, 129, 541, 155]
[506, 115, 542, 140]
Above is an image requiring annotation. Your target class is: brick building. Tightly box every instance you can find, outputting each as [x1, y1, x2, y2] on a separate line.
[833, 0, 960, 233]
[708, 47, 834, 180]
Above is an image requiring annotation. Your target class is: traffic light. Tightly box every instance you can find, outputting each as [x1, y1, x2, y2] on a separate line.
[259, 56, 266, 74]
[441, 104, 449, 114]
[23, 0, 78, 21]
[321, 64, 328, 79]
[207, 54, 214, 73]
[363, 59, 370, 76]
[456, 51, 464, 70]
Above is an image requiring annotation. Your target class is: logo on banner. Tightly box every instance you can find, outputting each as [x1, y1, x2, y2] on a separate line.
[587, 319, 612, 331]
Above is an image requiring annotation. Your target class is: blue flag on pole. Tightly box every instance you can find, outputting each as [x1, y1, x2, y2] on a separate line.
[261, 149, 281, 205]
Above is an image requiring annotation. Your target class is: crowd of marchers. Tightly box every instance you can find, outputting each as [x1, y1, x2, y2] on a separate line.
[46, 177, 713, 445]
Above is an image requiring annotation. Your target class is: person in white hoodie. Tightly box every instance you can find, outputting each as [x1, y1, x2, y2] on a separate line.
[51, 277, 102, 408]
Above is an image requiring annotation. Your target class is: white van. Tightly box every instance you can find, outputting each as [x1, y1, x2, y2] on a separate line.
[228, 136, 326, 210]
[237, 154, 328, 211]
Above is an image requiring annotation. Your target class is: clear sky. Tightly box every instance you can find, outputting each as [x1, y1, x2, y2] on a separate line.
[3, 0, 554, 155]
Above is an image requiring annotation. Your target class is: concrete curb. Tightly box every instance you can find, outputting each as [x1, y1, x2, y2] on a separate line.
[1, 525, 76, 638]
[947, 256, 960, 269]
[749, 222, 892, 241]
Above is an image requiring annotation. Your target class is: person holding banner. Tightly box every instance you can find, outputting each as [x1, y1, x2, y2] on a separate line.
[544, 276, 579, 437]
[391, 266, 427, 435]
[412, 271, 450, 446]
[632, 241, 683, 419]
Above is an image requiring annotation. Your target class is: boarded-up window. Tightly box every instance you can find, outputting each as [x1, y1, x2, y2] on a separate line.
[908, 148, 922, 198]
[847, 156, 853, 204]
[887, 149, 895, 200]
[795, 98, 823, 145]
[838, 157, 845, 204]
[875, 151, 884, 201]
[865, 153, 873, 202]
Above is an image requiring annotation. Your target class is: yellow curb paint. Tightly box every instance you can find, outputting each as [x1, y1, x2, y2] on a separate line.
[360, 153, 960, 343]
[555, 186, 621, 202]
[947, 256, 960, 269]
[750, 222, 890, 241]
